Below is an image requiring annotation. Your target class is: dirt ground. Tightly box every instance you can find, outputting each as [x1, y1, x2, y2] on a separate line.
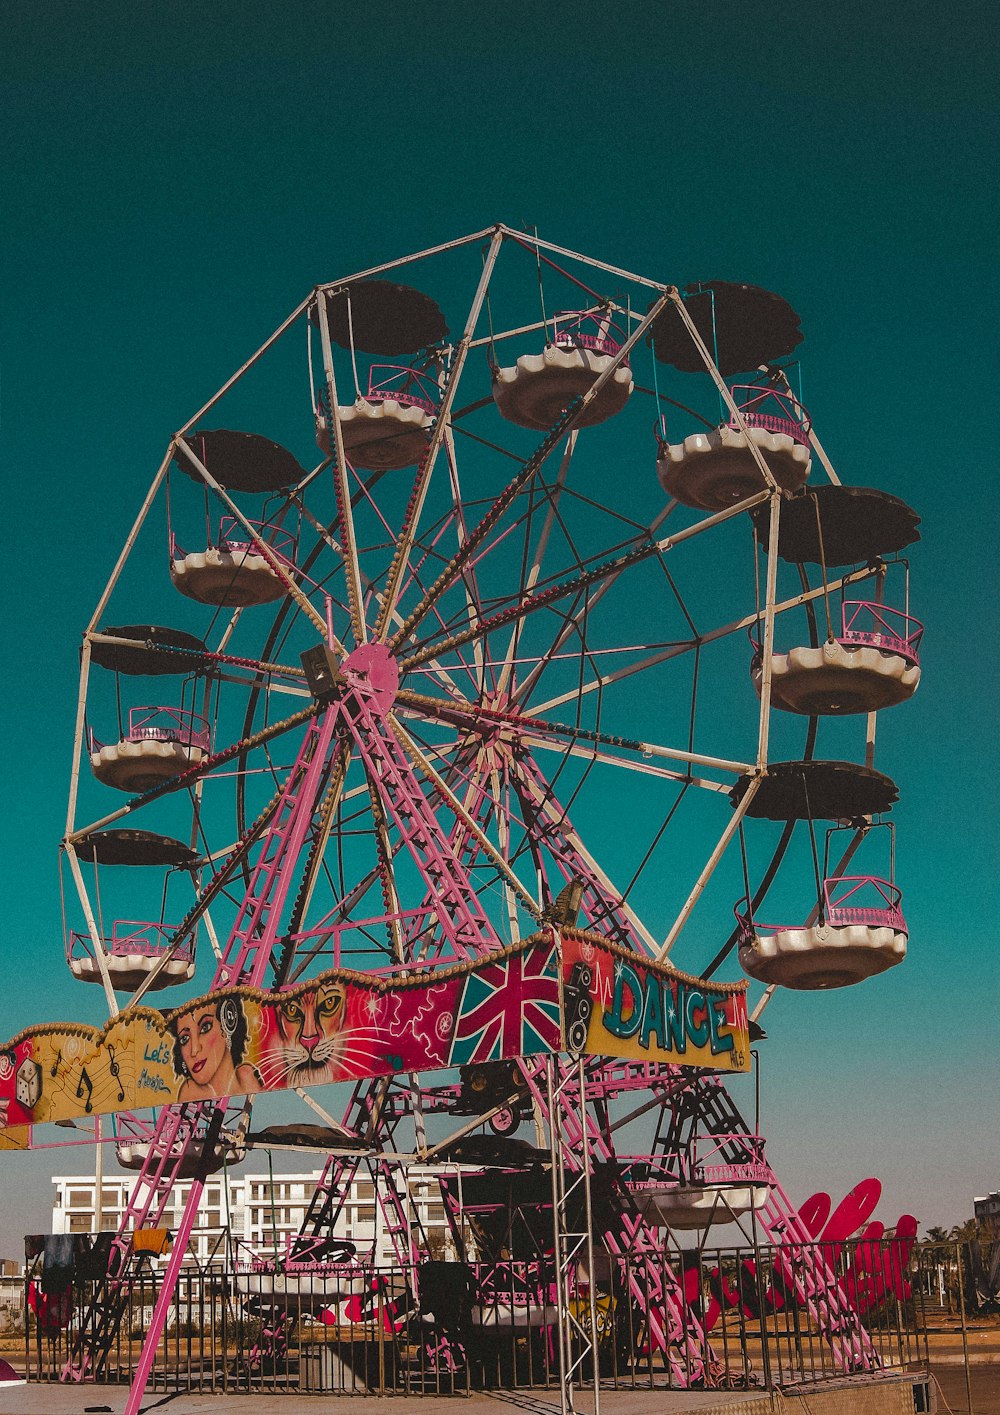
[925, 1315, 1000, 1415]
[929, 1365, 1000, 1415]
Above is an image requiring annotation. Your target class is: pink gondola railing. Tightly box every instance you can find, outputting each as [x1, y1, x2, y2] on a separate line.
[728, 384, 811, 447]
[171, 517, 296, 563]
[746, 600, 922, 666]
[735, 876, 907, 940]
[552, 308, 625, 358]
[66, 920, 193, 966]
[840, 601, 923, 665]
[364, 364, 439, 415]
[621, 1135, 769, 1191]
[216, 516, 296, 560]
[89, 705, 212, 755]
[823, 876, 907, 934]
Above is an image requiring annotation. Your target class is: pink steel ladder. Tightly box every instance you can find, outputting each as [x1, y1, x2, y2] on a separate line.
[63, 706, 342, 1398]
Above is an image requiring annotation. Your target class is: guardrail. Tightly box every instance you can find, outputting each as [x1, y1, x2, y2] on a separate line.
[25, 1236, 930, 1395]
[365, 365, 439, 414]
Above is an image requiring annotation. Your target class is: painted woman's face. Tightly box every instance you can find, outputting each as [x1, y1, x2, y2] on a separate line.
[176, 1006, 229, 1086]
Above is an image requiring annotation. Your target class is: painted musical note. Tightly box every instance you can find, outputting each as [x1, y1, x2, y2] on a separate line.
[107, 1045, 125, 1104]
[75, 1068, 93, 1114]
[50, 1050, 62, 1078]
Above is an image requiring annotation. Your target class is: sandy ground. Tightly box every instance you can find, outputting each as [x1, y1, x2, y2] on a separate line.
[929, 1364, 1000, 1415]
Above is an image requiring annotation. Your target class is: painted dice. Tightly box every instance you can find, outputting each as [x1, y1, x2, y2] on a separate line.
[15, 1058, 41, 1110]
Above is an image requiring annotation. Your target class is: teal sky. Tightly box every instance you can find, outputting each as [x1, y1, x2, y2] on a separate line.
[1, 2, 997, 1257]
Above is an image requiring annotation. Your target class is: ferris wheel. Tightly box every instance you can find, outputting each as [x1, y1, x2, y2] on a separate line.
[57, 225, 922, 1407]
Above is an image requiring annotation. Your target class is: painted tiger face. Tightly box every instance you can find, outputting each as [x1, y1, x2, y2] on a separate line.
[269, 983, 348, 1086]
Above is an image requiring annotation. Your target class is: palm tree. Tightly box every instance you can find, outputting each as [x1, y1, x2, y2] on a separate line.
[949, 1220, 978, 1243]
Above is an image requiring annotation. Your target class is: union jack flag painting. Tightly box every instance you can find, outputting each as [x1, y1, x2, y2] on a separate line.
[448, 939, 562, 1066]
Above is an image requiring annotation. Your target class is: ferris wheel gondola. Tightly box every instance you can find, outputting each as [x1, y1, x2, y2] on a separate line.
[64, 830, 199, 992]
[732, 767, 908, 990]
[492, 309, 634, 430]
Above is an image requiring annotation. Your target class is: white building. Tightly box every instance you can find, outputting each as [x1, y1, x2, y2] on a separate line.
[974, 1191, 1000, 1228]
[51, 1165, 456, 1268]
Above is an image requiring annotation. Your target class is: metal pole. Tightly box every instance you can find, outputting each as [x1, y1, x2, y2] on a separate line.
[547, 1059, 571, 1415]
[756, 492, 782, 769]
[62, 843, 119, 1016]
[390, 290, 675, 657]
[667, 292, 780, 494]
[513, 760, 661, 955]
[750, 826, 868, 1023]
[657, 774, 764, 959]
[122, 1112, 225, 1415]
[500, 226, 670, 293]
[65, 637, 93, 839]
[173, 434, 330, 639]
[956, 1242, 975, 1415]
[314, 288, 367, 645]
[177, 295, 313, 435]
[315, 225, 500, 294]
[530, 561, 879, 719]
[389, 714, 542, 917]
[375, 226, 505, 638]
[768, 366, 841, 486]
[577, 1054, 601, 1415]
[94, 1115, 103, 1235]
[86, 454, 171, 633]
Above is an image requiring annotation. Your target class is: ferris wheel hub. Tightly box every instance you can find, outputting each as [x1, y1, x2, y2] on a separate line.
[301, 640, 400, 713]
[341, 642, 400, 715]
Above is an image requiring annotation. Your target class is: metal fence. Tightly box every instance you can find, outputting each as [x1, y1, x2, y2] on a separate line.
[25, 1237, 931, 1395]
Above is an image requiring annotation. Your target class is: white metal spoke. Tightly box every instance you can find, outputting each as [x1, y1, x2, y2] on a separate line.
[517, 732, 732, 794]
[497, 429, 576, 696]
[513, 498, 677, 706]
[509, 754, 661, 955]
[442, 421, 488, 693]
[375, 228, 504, 639]
[530, 562, 879, 716]
[315, 292, 368, 645]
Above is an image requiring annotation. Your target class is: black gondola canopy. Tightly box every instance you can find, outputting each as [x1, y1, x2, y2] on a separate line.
[72, 830, 198, 867]
[251, 1124, 352, 1150]
[90, 626, 208, 676]
[753, 486, 921, 565]
[172, 429, 306, 494]
[311, 280, 449, 355]
[648, 281, 803, 375]
[730, 761, 898, 821]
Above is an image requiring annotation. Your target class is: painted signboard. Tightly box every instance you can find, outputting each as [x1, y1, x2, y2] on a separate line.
[562, 931, 750, 1072]
[0, 929, 748, 1137]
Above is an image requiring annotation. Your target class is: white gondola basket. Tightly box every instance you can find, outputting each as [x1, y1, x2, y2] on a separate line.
[317, 398, 433, 471]
[233, 1265, 369, 1311]
[657, 424, 810, 511]
[493, 344, 633, 431]
[638, 1182, 772, 1229]
[67, 946, 195, 993]
[170, 545, 289, 606]
[753, 639, 921, 716]
[90, 737, 207, 792]
[737, 884, 908, 990]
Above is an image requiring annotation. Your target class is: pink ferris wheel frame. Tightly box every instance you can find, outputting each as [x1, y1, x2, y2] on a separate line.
[48, 225, 915, 1412]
